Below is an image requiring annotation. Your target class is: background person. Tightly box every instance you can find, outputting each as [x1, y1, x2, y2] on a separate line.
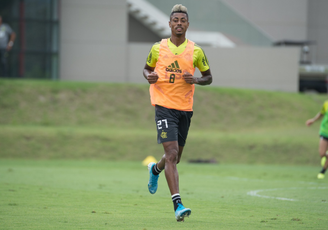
[143, 4, 213, 221]
[306, 100, 328, 179]
[0, 15, 16, 77]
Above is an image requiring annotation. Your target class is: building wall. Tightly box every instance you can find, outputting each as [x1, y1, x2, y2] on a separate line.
[221, 0, 328, 65]
[203, 47, 299, 91]
[128, 43, 299, 92]
[59, 0, 300, 92]
[60, 0, 128, 82]
[308, 0, 328, 65]
[221, 0, 308, 41]
[127, 43, 150, 83]
[128, 15, 161, 43]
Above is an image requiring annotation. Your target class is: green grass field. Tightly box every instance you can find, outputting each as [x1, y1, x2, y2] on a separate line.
[0, 79, 326, 165]
[1, 79, 328, 229]
[1, 160, 327, 229]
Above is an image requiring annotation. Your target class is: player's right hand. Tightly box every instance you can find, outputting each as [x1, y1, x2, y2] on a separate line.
[147, 72, 158, 84]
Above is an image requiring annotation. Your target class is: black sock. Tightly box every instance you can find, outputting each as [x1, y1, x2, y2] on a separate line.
[152, 164, 162, 175]
[172, 193, 182, 211]
[320, 168, 326, 174]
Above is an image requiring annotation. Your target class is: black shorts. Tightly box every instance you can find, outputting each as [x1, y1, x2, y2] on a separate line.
[320, 135, 328, 141]
[155, 105, 193, 146]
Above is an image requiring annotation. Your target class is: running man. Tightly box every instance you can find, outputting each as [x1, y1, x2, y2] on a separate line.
[306, 100, 328, 179]
[143, 4, 213, 221]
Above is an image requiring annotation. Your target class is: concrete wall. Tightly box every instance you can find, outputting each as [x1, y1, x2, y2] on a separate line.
[128, 15, 161, 43]
[221, 0, 308, 41]
[127, 43, 150, 83]
[59, 0, 300, 92]
[203, 47, 299, 91]
[128, 43, 299, 92]
[60, 0, 128, 82]
[308, 0, 328, 65]
[221, 0, 328, 65]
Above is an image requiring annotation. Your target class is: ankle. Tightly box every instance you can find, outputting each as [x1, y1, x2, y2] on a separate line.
[172, 193, 182, 211]
[152, 163, 162, 175]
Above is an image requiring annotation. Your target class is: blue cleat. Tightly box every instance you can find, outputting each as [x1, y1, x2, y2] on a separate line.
[148, 162, 159, 194]
[175, 203, 191, 222]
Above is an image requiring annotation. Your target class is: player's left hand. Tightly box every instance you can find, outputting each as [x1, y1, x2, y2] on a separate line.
[306, 119, 314, 126]
[183, 71, 196, 84]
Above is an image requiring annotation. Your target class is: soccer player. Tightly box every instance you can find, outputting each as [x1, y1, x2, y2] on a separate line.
[143, 4, 213, 221]
[306, 100, 328, 179]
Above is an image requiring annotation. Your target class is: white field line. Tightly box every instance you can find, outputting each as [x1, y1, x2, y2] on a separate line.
[247, 187, 328, 201]
[247, 188, 297, 201]
[227, 177, 321, 185]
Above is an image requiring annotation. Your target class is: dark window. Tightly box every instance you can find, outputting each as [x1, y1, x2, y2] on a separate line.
[0, 0, 59, 79]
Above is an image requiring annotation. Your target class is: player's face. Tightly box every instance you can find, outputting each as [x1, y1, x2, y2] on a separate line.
[169, 13, 189, 36]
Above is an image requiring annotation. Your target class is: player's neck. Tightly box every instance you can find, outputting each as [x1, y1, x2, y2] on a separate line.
[170, 35, 186, 47]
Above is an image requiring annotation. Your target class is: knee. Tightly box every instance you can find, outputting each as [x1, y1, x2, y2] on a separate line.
[165, 149, 179, 163]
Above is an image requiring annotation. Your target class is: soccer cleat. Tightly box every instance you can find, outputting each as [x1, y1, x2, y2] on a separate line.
[148, 162, 159, 194]
[317, 173, 325, 179]
[321, 156, 327, 167]
[175, 203, 191, 222]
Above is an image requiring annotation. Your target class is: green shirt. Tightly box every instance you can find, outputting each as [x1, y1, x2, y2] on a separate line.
[146, 38, 210, 72]
[320, 100, 328, 137]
